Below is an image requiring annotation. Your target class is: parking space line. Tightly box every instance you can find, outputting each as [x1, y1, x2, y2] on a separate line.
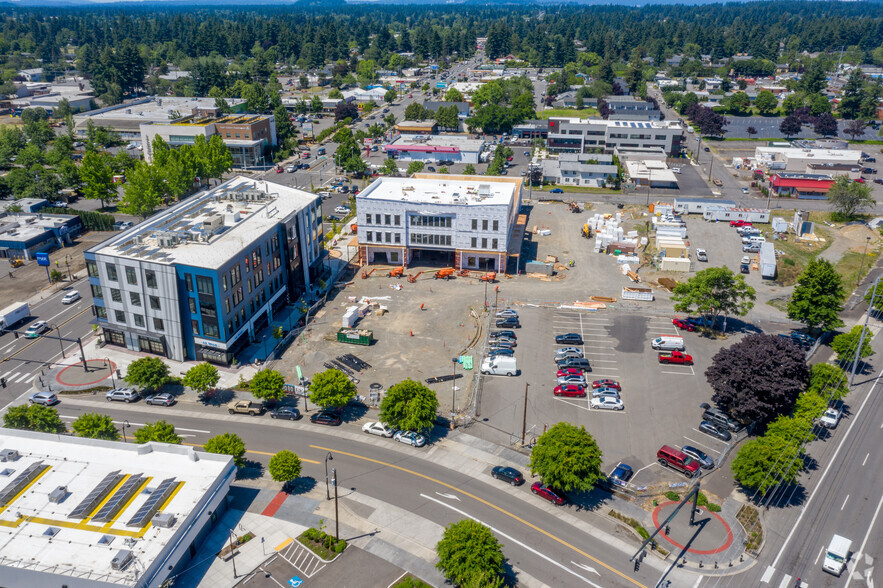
[582, 351, 616, 356]
[660, 371, 694, 376]
[587, 359, 618, 363]
[682, 436, 722, 454]
[554, 397, 590, 411]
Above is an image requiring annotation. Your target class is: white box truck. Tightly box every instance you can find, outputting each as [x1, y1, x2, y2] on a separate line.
[0, 302, 29, 332]
[822, 534, 852, 576]
[480, 356, 517, 376]
[651, 336, 685, 351]
[759, 242, 777, 279]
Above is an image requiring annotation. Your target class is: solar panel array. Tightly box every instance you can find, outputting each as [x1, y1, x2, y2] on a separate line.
[69, 470, 124, 519]
[0, 461, 48, 507]
[126, 478, 177, 527]
[92, 474, 147, 523]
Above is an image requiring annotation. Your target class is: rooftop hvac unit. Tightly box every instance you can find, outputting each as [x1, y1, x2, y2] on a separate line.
[0, 449, 20, 462]
[111, 549, 134, 571]
[48, 486, 68, 504]
[151, 512, 177, 528]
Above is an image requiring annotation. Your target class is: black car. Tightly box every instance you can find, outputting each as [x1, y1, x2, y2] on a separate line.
[698, 420, 732, 441]
[556, 357, 591, 371]
[555, 333, 583, 345]
[310, 411, 342, 426]
[491, 466, 525, 486]
[490, 330, 516, 340]
[496, 317, 520, 328]
[488, 348, 515, 357]
[270, 406, 302, 420]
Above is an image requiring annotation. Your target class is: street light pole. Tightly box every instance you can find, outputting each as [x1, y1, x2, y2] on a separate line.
[324, 452, 333, 500]
[50, 324, 64, 358]
[857, 236, 871, 286]
[331, 467, 340, 541]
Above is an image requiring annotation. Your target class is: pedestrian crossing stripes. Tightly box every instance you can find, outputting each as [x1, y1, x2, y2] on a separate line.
[1, 369, 39, 385]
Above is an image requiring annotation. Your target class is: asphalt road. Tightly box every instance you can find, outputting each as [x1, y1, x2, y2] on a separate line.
[0, 278, 94, 407]
[31, 394, 695, 588]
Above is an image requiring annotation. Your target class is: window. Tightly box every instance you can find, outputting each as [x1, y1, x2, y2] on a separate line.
[471, 237, 477, 248]
[145, 270, 157, 288]
[115, 310, 126, 323]
[153, 318, 164, 331]
[110, 288, 122, 303]
[482, 219, 488, 231]
[394, 215, 400, 226]
[493, 220, 499, 231]
[375, 214, 381, 224]
[185, 273, 193, 291]
[492, 238, 498, 249]
[134, 314, 145, 328]
[91, 284, 103, 299]
[247, 279, 252, 293]
[129, 292, 141, 306]
[201, 301, 217, 318]
[472, 219, 477, 230]
[196, 275, 214, 296]
[231, 265, 241, 285]
[222, 274, 228, 291]
[189, 298, 197, 313]
[95, 306, 107, 320]
[125, 267, 137, 285]
[385, 232, 391, 243]
[106, 264, 118, 281]
[204, 320, 220, 338]
[225, 298, 231, 313]
[482, 238, 487, 248]
[394, 233, 401, 244]
[149, 296, 161, 311]
[366, 232, 373, 242]
[87, 261, 99, 278]
[385, 214, 391, 225]
[375, 232, 382, 242]
[192, 320, 200, 335]
[233, 287, 243, 306]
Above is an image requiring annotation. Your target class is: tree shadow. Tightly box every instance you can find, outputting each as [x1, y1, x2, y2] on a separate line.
[284, 476, 318, 496]
[339, 402, 368, 423]
[501, 557, 519, 588]
[569, 486, 614, 513]
[236, 459, 264, 480]
[718, 317, 763, 335]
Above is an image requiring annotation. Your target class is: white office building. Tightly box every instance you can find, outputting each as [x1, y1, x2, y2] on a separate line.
[356, 174, 524, 272]
[547, 118, 685, 157]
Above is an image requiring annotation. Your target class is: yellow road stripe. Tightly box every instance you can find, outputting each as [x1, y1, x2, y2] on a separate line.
[2, 306, 92, 363]
[182, 442, 320, 464]
[309, 444, 647, 588]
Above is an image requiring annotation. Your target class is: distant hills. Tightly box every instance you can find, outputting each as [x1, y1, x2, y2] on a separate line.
[1, 0, 810, 7]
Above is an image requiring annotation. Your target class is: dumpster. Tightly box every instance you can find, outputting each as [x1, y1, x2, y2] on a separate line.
[337, 328, 373, 346]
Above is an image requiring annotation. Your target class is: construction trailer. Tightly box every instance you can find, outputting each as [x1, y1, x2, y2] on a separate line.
[702, 206, 771, 223]
[673, 198, 737, 215]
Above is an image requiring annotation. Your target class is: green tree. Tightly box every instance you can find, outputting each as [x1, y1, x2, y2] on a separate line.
[436, 520, 506, 588]
[268, 450, 302, 489]
[786, 259, 845, 331]
[438, 166, 449, 174]
[464, 164, 476, 175]
[72, 413, 120, 441]
[182, 362, 220, 396]
[671, 267, 756, 330]
[406, 161, 425, 175]
[381, 158, 399, 175]
[3, 404, 66, 433]
[528, 422, 603, 492]
[80, 151, 118, 210]
[204, 432, 246, 467]
[765, 413, 817, 445]
[329, 88, 344, 99]
[249, 369, 286, 402]
[726, 92, 751, 115]
[119, 161, 163, 219]
[790, 390, 828, 423]
[754, 90, 778, 115]
[309, 368, 357, 408]
[827, 176, 874, 219]
[378, 378, 440, 433]
[444, 87, 464, 102]
[731, 434, 803, 493]
[124, 356, 170, 392]
[384, 88, 397, 104]
[808, 363, 850, 401]
[831, 325, 874, 362]
[133, 420, 182, 444]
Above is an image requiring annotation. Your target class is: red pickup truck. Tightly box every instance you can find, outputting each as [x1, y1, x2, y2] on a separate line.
[659, 350, 693, 365]
[730, 220, 752, 228]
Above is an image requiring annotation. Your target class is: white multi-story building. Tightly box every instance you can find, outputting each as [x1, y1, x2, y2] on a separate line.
[547, 118, 685, 157]
[356, 174, 524, 272]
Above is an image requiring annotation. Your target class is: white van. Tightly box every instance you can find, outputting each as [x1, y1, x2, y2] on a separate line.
[651, 336, 685, 351]
[480, 356, 517, 376]
[741, 235, 766, 246]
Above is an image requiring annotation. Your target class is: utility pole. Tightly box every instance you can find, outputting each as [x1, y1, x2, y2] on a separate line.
[520, 382, 529, 445]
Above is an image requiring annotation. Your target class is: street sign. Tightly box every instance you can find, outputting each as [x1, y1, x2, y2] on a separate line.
[287, 576, 303, 587]
[36, 252, 50, 266]
[436, 82, 447, 89]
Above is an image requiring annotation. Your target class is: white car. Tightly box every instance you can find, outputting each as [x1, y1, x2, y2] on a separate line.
[495, 309, 518, 318]
[24, 321, 49, 338]
[362, 421, 394, 437]
[741, 256, 751, 265]
[555, 347, 584, 360]
[671, 167, 681, 174]
[696, 249, 708, 262]
[334, 206, 351, 215]
[590, 395, 624, 411]
[820, 407, 841, 428]
[393, 430, 426, 447]
[61, 291, 81, 304]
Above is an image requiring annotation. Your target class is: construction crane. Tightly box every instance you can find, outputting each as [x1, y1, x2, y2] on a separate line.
[407, 271, 425, 283]
[361, 268, 376, 279]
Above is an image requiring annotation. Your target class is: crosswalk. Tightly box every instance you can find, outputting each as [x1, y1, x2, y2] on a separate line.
[1, 369, 39, 385]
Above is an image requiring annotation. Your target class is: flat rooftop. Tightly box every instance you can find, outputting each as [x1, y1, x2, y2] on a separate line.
[755, 146, 861, 161]
[386, 134, 485, 152]
[0, 213, 76, 242]
[551, 117, 683, 130]
[0, 429, 233, 586]
[357, 175, 517, 206]
[91, 176, 317, 268]
[146, 113, 271, 128]
[75, 97, 246, 126]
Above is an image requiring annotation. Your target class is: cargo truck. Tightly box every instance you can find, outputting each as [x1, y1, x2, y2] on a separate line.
[822, 535, 851, 576]
[0, 302, 29, 331]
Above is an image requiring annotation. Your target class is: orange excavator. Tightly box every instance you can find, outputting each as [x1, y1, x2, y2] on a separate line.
[388, 266, 405, 278]
[361, 268, 376, 279]
[434, 268, 456, 280]
[407, 271, 424, 283]
[479, 272, 496, 283]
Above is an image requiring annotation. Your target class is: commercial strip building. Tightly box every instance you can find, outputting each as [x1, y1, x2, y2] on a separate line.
[383, 134, 485, 164]
[85, 176, 324, 365]
[754, 145, 862, 171]
[541, 153, 619, 188]
[141, 113, 277, 168]
[72, 96, 247, 143]
[355, 174, 524, 272]
[768, 172, 836, 198]
[0, 211, 83, 261]
[625, 160, 679, 188]
[545, 118, 685, 157]
[394, 120, 438, 135]
[0, 429, 235, 588]
[603, 96, 662, 120]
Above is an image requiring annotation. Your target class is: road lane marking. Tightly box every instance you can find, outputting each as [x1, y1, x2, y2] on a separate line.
[1, 342, 16, 354]
[760, 565, 775, 583]
[778, 575, 792, 588]
[842, 495, 850, 511]
[863, 453, 870, 466]
[1, 307, 92, 363]
[815, 545, 825, 565]
[843, 489, 883, 588]
[691, 576, 703, 588]
[420, 493, 602, 588]
[24, 374, 36, 384]
[311, 444, 648, 588]
[7, 372, 20, 382]
[773, 365, 883, 571]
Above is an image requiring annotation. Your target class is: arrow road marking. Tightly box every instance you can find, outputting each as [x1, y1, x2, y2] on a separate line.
[572, 562, 600, 576]
[419, 493, 603, 588]
[435, 492, 460, 501]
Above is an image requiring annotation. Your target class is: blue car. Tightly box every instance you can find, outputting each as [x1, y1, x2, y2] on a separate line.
[608, 463, 633, 487]
[550, 188, 563, 193]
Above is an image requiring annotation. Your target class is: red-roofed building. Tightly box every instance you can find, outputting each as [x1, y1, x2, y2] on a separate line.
[769, 173, 835, 198]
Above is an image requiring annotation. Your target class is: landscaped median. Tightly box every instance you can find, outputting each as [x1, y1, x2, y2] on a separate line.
[297, 525, 347, 561]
